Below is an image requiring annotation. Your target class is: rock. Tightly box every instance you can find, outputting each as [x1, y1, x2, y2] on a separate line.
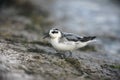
[0, 1, 120, 80]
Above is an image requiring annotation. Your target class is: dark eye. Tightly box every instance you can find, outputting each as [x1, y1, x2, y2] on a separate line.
[52, 31, 58, 34]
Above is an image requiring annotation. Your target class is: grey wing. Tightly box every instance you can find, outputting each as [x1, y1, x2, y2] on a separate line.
[63, 32, 96, 42]
[63, 32, 82, 42]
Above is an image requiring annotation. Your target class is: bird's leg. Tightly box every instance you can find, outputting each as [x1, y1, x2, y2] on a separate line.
[60, 53, 66, 59]
[55, 50, 66, 59]
[68, 51, 72, 57]
[55, 51, 72, 58]
[61, 51, 72, 58]
[60, 51, 72, 58]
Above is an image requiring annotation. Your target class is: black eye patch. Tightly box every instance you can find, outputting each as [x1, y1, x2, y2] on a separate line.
[52, 31, 58, 34]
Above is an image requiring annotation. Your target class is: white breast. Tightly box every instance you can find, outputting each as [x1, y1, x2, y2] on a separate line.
[50, 38, 76, 51]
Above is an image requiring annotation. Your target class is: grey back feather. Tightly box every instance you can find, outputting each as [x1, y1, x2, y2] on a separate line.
[62, 32, 82, 42]
[62, 32, 96, 42]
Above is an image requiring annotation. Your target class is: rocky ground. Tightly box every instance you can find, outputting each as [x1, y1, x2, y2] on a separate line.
[0, 1, 120, 80]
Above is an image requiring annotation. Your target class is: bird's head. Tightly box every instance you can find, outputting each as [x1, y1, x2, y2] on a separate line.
[49, 28, 62, 38]
[43, 28, 62, 39]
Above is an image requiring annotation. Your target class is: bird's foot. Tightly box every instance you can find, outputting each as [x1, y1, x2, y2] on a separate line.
[67, 51, 73, 58]
[55, 52, 66, 59]
[55, 51, 73, 59]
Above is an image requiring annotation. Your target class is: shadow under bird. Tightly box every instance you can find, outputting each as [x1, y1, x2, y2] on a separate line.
[43, 28, 96, 58]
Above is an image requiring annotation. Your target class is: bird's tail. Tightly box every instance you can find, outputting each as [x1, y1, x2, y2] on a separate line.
[80, 36, 96, 42]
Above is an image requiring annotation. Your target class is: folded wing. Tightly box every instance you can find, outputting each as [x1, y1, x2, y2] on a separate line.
[63, 32, 96, 42]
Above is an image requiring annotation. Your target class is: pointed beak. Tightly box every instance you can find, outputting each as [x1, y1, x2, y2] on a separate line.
[43, 33, 50, 39]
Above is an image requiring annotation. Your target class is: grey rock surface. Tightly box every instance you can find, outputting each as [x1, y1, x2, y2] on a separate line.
[0, 0, 120, 80]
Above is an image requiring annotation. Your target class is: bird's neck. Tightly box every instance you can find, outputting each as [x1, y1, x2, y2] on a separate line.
[51, 37, 60, 43]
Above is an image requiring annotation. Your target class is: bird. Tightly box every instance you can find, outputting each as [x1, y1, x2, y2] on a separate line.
[43, 28, 96, 58]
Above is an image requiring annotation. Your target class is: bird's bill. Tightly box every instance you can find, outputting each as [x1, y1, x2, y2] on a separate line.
[43, 33, 50, 39]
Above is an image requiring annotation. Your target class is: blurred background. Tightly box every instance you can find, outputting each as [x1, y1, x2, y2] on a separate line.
[0, 0, 120, 80]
